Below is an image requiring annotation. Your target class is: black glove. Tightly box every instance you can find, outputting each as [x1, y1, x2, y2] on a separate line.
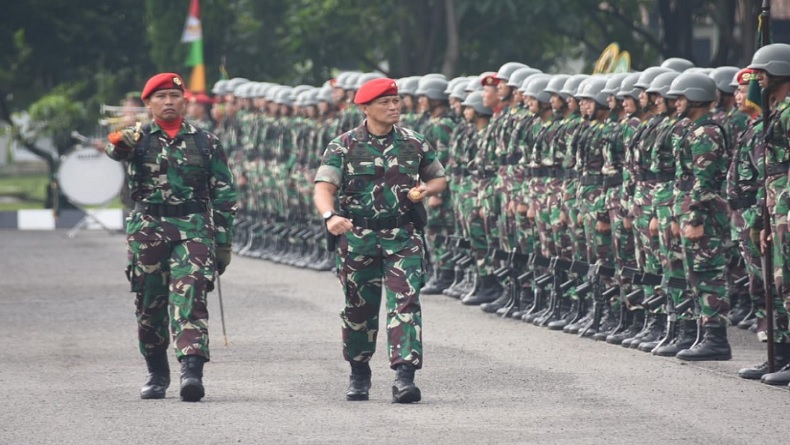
[215, 244, 232, 275]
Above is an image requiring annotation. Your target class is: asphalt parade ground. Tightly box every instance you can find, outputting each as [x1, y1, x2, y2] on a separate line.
[1, 230, 788, 445]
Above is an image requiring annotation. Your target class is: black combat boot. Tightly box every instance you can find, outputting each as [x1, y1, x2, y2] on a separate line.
[636, 313, 667, 352]
[392, 363, 421, 404]
[179, 355, 206, 402]
[653, 320, 698, 357]
[676, 326, 732, 361]
[480, 288, 510, 313]
[346, 362, 372, 401]
[606, 310, 644, 345]
[739, 343, 790, 380]
[461, 275, 503, 306]
[422, 269, 455, 295]
[442, 267, 466, 298]
[140, 353, 170, 400]
[761, 361, 790, 386]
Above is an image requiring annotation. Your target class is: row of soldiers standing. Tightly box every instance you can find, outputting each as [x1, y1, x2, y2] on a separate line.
[210, 43, 790, 387]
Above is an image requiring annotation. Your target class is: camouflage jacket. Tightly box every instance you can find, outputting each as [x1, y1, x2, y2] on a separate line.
[314, 122, 445, 220]
[105, 119, 238, 244]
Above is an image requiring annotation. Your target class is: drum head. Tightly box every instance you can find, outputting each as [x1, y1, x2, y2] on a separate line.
[58, 148, 125, 206]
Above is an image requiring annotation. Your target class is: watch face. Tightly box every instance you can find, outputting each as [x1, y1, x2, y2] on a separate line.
[323, 211, 334, 220]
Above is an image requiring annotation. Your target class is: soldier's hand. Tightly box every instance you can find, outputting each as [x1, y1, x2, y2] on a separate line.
[596, 220, 610, 234]
[327, 215, 353, 236]
[428, 195, 442, 208]
[649, 217, 659, 237]
[517, 203, 528, 215]
[527, 206, 536, 220]
[507, 200, 516, 215]
[559, 210, 567, 226]
[407, 185, 429, 202]
[215, 244, 232, 275]
[670, 221, 680, 238]
[120, 128, 138, 148]
[683, 224, 704, 241]
[623, 216, 633, 230]
[760, 229, 771, 254]
[478, 207, 485, 219]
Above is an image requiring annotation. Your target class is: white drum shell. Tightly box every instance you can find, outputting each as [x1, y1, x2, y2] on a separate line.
[58, 148, 125, 206]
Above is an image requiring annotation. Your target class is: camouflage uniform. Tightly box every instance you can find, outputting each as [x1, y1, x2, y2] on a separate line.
[106, 120, 238, 361]
[314, 123, 445, 369]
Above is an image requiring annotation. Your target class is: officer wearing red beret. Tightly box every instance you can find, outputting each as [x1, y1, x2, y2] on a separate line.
[106, 72, 238, 402]
[314, 77, 447, 403]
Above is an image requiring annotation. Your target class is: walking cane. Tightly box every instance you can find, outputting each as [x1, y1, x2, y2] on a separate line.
[216, 274, 229, 346]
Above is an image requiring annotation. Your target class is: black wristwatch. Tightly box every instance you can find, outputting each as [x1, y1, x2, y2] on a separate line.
[322, 210, 337, 225]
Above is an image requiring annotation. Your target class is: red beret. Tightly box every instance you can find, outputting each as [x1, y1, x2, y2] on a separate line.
[480, 72, 501, 87]
[141, 73, 185, 100]
[191, 92, 215, 105]
[354, 78, 398, 104]
[735, 68, 757, 85]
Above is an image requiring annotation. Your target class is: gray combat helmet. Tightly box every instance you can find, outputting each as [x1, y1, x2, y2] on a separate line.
[334, 72, 353, 89]
[226, 77, 250, 95]
[524, 76, 552, 104]
[666, 72, 717, 102]
[559, 74, 590, 99]
[577, 77, 609, 107]
[211, 79, 228, 95]
[601, 73, 629, 95]
[616, 72, 642, 100]
[292, 84, 314, 97]
[645, 71, 681, 98]
[465, 75, 484, 92]
[461, 91, 493, 116]
[422, 73, 447, 81]
[274, 87, 295, 107]
[449, 82, 468, 101]
[495, 62, 529, 82]
[709, 66, 739, 94]
[661, 57, 696, 72]
[415, 77, 449, 100]
[399, 76, 420, 96]
[342, 72, 362, 90]
[302, 88, 320, 107]
[317, 85, 334, 104]
[634, 67, 673, 89]
[445, 76, 468, 94]
[544, 74, 572, 97]
[508, 67, 542, 88]
[519, 73, 550, 94]
[748, 43, 790, 77]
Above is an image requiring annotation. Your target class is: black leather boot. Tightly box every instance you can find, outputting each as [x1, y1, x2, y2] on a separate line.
[422, 269, 455, 295]
[480, 288, 510, 313]
[179, 355, 206, 402]
[140, 353, 170, 400]
[346, 362, 372, 401]
[653, 320, 697, 357]
[392, 363, 421, 404]
[461, 275, 503, 306]
[676, 326, 732, 361]
[606, 310, 644, 345]
[739, 344, 790, 380]
[636, 313, 667, 352]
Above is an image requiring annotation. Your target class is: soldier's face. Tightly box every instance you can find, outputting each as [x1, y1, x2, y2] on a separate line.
[496, 82, 511, 100]
[527, 96, 539, 114]
[362, 95, 401, 126]
[638, 89, 649, 108]
[607, 95, 618, 110]
[655, 96, 667, 113]
[463, 106, 475, 122]
[550, 94, 563, 111]
[418, 96, 430, 112]
[755, 70, 768, 88]
[567, 97, 578, 112]
[676, 96, 689, 115]
[623, 97, 637, 114]
[332, 87, 345, 103]
[734, 85, 745, 110]
[145, 89, 185, 121]
[482, 86, 499, 108]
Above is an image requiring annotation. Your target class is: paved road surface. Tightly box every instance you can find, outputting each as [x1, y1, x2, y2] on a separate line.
[1, 231, 787, 445]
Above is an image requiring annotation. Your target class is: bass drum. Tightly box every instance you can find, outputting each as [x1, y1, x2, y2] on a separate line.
[57, 147, 125, 206]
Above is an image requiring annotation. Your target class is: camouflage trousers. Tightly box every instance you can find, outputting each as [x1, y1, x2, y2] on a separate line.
[765, 196, 790, 343]
[336, 228, 425, 369]
[632, 201, 664, 313]
[677, 208, 730, 328]
[426, 198, 455, 272]
[127, 238, 214, 360]
[462, 179, 493, 276]
[609, 202, 636, 305]
[475, 178, 499, 275]
[656, 204, 694, 320]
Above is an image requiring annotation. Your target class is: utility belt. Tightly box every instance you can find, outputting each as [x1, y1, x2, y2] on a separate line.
[350, 212, 415, 230]
[766, 162, 790, 177]
[603, 175, 623, 188]
[564, 169, 579, 179]
[635, 171, 674, 183]
[728, 194, 757, 211]
[134, 201, 208, 217]
[579, 175, 603, 186]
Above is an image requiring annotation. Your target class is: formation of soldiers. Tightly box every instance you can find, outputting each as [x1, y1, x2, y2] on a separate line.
[208, 43, 790, 387]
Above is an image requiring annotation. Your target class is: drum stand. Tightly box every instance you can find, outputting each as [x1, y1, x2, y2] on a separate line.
[67, 203, 120, 239]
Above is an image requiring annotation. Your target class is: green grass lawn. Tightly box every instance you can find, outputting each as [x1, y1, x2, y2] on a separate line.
[0, 173, 122, 211]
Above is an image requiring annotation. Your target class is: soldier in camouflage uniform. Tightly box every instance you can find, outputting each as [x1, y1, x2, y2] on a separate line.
[106, 73, 238, 402]
[748, 43, 790, 385]
[314, 78, 446, 403]
[666, 73, 732, 361]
